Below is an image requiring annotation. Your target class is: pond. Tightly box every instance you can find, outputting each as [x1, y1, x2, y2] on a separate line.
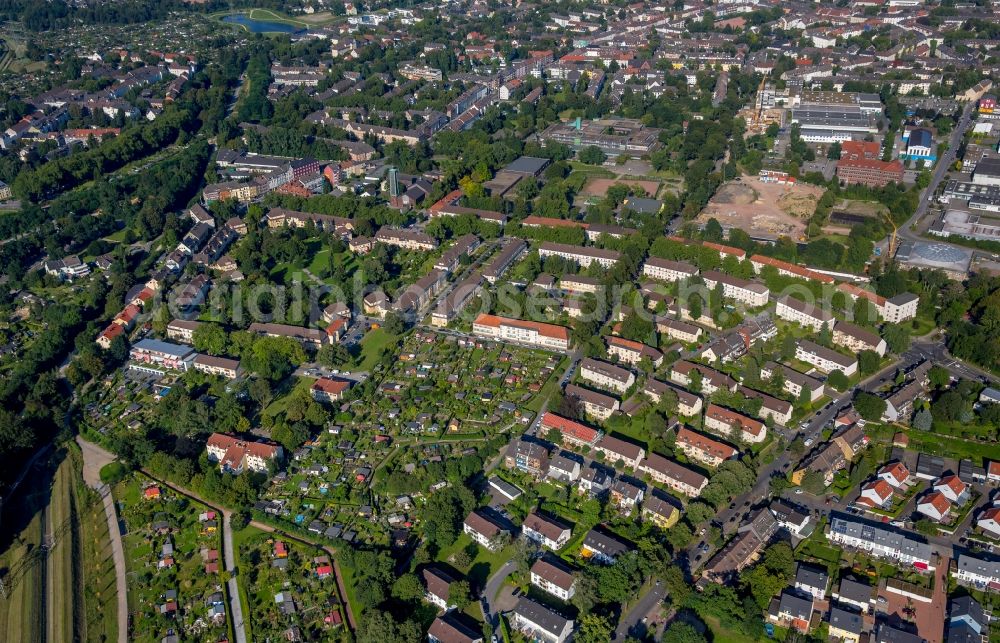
[221, 14, 302, 34]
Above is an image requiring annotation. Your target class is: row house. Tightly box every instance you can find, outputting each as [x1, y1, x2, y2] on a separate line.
[676, 426, 738, 468]
[579, 357, 635, 394]
[795, 340, 858, 376]
[637, 452, 708, 498]
[794, 565, 830, 602]
[433, 234, 480, 273]
[704, 404, 767, 444]
[481, 239, 526, 283]
[192, 355, 241, 380]
[558, 274, 602, 294]
[246, 322, 332, 348]
[605, 336, 663, 368]
[827, 516, 934, 570]
[431, 272, 483, 328]
[577, 467, 612, 497]
[955, 554, 1000, 592]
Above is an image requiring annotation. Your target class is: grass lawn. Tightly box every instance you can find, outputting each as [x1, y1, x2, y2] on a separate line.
[435, 534, 515, 589]
[79, 480, 119, 643]
[900, 428, 1000, 465]
[703, 614, 786, 643]
[356, 328, 399, 371]
[525, 357, 566, 413]
[263, 376, 315, 421]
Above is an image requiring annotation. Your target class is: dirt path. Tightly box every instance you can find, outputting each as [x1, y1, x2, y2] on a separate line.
[75, 437, 129, 643]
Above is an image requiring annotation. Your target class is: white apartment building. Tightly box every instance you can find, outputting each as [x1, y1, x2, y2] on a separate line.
[530, 558, 576, 601]
[701, 270, 770, 307]
[775, 296, 833, 331]
[579, 357, 635, 394]
[795, 340, 858, 376]
[833, 321, 887, 357]
[828, 517, 934, 570]
[760, 362, 825, 402]
[642, 257, 698, 282]
[472, 314, 571, 351]
[538, 241, 620, 268]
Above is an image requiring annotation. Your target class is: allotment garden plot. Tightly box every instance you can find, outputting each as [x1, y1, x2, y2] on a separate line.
[115, 475, 229, 643]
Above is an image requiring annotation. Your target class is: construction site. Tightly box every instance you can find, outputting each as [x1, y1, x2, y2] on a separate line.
[697, 176, 825, 242]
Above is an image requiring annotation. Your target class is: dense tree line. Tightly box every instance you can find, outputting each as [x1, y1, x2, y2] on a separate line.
[12, 108, 194, 202]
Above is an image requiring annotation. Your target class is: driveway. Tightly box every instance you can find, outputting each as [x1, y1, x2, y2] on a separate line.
[481, 560, 517, 626]
[614, 582, 667, 640]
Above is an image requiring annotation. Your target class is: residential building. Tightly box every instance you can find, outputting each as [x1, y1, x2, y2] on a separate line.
[472, 314, 571, 351]
[579, 357, 635, 394]
[166, 319, 202, 343]
[833, 321, 887, 356]
[701, 270, 770, 307]
[374, 227, 438, 251]
[656, 317, 703, 343]
[771, 591, 814, 633]
[977, 507, 1000, 538]
[522, 511, 572, 550]
[564, 384, 619, 421]
[580, 528, 631, 564]
[643, 379, 703, 417]
[311, 378, 351, 404]
[206, 433, 282, 474]
[859, 479, 894, 508]
[537, 241, 621, 268]
[828, 515, 934, 570]
[546, 454, 581, 483]
[129, 338, 195, 373]
[669, 361, 737, 395]
[577, 467, 611, 497]
[605, 336, 663, 368]
[878, 462, 911, 488]
[704, 404, 767, 443]
[676, 427, 737, 467]
[760, 362, 825, 402]
[833, 577, 875, 613]
[610, 478, 644, 514]
[192, 355, 242, 380]
[593, 434, 645, 469]
[530, 556, 576, 601]
[637, 453, 707, 497]
[540, 412, 602, 447]
[641, 493, 679, 529]
[247, 322, 331, 348]
[917, 491, 951, 521]
[828, 606, 864, 643]
[422, 567, 459, 611]
[770, 500, 810, 537]
[703, 508, 778, 583]
[738, 386, 793, 426]
[795, 563, 829, 600]
[642, 257, 698, 282]
[510, 598, 574, 643]
[775, 296, 833, 331]
[481, 239, 526, 283]
[428, 612, 484, 643]
[462, 510, 508, 551]
[795, 340, 858, 376]
[935, 474, 970, 505]
[505, 438, 550, 477]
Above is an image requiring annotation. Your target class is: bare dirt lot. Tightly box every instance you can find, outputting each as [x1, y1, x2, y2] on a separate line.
[582, 177, 662, 199]
[697, 176, 825, 241]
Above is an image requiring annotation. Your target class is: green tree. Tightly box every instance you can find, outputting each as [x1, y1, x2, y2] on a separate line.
[854, 392, 887, 422]
[578, 146, 607, 165]
[928, 365, 951, 389]
[448, 580, 473, 610]
[827, 369, 849, 391]
[192, 322, 229, 356]
[577, 613, 614, 643]
[858, 350, 881, 375]
[881, 324, 911, 354]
